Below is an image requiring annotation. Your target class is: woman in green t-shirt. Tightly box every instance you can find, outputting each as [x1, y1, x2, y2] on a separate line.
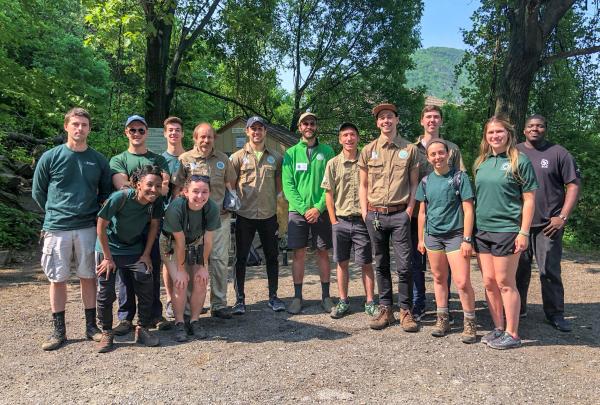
[160, 175, 221, 342]
[473, 116, 538, 350]
[415, 139, 476, 343]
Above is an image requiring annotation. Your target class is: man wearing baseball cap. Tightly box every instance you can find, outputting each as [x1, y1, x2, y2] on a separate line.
[359, 103, 420, 331]
[229, 116, 285, 313]
[282, 112, 336, 314]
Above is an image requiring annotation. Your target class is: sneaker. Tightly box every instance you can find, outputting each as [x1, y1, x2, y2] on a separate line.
[480, 328, 504, 346]
[189, 320, 208, 339]
[211, 307, 232, 319]
[330, 300, 350, 319]
[85, 324, 103, 342]
[546, 315, 572, 332]
[165, 301, 174, 319]
[135, 326, 160, 347]
[412, 307, 427, 322]
[431, 313, 450, 337]
[113, 320, 133, 336]
[399, 309, 419, 332]
[369, 305, 395, 330]
[287, 298, 303, 314]
[321, 297, 335, 313]
[268, 296, 286, 312]
[488, 332, 522, 350]
[95, 330, 114, 353]
[232, 299, 246, 315]
[461, 318, 478, 344]
[155, 316, 173, 331]
[174, 322, 188, 342]
[364, 301, 377, 317]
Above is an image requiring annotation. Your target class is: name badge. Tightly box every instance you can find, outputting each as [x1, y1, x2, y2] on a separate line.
[296, 163, 308, 171]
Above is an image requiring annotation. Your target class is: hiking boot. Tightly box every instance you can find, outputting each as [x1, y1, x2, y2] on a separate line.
[165, 301, 174, 319]
[268, 296, 286, 312]
[488, 332, 522, 350]
[41, 316, 66, 351]
[154, 316, 173, 330]
[211, 307, 232, 319]
[85, 324, 103, 342]
[95, 331, 114, 353]
[369, 305, 395, 330]
[400, 309, 419, 332]
[287, 298, 303, 315]
[232, 299, 246, 315]
[480, 328, 504, 346]
[448, 312, 455, 325]
[461, 317, 477, 344]
[135, 326, 160, 347]
[431, 313, 450, 337]
[364, 301, 377, 317]
[330, 300, 350, 319]
[321, 297, 335, 313]
[174, 322, 188, 342]
[189, 320, 208, 339]
[113, 320, 133, 336]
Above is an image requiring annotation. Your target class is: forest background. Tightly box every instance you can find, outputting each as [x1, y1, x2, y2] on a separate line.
[0, 0, 599, 250]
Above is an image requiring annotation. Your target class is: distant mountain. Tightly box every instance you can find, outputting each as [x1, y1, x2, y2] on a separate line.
[406, 47, 470, 103]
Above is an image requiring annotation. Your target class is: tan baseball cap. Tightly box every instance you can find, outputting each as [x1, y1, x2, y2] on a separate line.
[297, 111, 317, 125]
[372, 103, 397, 118]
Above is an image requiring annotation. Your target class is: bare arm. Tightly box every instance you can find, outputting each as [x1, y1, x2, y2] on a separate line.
[406, 165, 419, 218]
[138, 218, 160, 269]
[112, 173, 130, 190]
[359, 167, 368, 222]
[417, 202, 426, 254]
[160, 173, 170, 196]
[325, 190, 337, 224]
[462, 199, 474, 238]
[203, 231, 214, 265]
[96, 218, 115, 279]
[515, 191, 536, 253]
[544, 181, 580, 238]
[171, 231, 189, 289]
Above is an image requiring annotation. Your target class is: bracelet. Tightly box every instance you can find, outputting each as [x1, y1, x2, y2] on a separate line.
[518, 230, 530, 237]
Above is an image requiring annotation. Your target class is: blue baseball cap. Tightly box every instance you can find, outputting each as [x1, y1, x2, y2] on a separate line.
[246, 116, 266, 128]
[125, 115, 148, 127]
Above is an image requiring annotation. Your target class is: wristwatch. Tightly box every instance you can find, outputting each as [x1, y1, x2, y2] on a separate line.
[558, 214, 568, 222]
[462, 236, 472, 244]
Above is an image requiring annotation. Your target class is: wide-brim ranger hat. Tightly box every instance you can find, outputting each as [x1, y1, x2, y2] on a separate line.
[125, 115, 148, 127]
[372, 103, 397, 118]
[297, 111, 317, 125]
[246, 116, 266, 128]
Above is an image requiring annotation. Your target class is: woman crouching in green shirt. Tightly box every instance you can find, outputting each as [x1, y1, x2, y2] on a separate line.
[415, 139, 477, 343]
[95, 165, 165, 353]
[474, 116, 538, 350]
[160, 175, 221, 342]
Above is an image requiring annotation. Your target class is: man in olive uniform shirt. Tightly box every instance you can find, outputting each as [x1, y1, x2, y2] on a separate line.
[359, 103, 420, 332]
[173, 122, 236, 319]
[229, 116, 285, 314]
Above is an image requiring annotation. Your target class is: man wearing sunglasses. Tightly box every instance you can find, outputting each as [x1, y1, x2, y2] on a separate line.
[109, 115, 172, 336]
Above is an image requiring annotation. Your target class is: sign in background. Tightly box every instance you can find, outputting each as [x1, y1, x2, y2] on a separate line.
[147, 128, 166, 154]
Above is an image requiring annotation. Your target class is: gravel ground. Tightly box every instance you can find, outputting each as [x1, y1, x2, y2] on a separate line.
[0, 249, 599, 404]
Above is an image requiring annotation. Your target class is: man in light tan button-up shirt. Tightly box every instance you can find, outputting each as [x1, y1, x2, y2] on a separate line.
[229, 116, 285, 313]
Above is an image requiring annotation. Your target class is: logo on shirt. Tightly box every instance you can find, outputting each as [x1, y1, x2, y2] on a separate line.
[84, 161, 96, 166]
[316, 153, 324, 161]
[501, 162, 510, 171]
[267, 155, 275, 164]
[540, 159, 549, 169]
[243, 157, 249, 165]
[399, 150, 408, 159]
[216, 161, 225, 170]
[371, 151, 378, 159]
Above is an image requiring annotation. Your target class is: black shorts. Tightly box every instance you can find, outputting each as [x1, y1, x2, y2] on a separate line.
[287, 211, 333, 250]
[474, 230, 518, 257]
[332, 216, 372, 265]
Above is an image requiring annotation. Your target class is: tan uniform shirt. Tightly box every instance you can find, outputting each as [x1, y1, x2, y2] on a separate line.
[173, 147, 236, 209]
[414, 135, 465, 180]
[230, 143, 282, 220]
[358, 134, 419, 206]
[321, 151, 361, 217]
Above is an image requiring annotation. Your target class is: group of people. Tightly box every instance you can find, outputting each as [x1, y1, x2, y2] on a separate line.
[32, 102, 580, 353]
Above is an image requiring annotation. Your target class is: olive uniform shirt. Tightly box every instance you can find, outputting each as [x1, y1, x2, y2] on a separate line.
[414, 135, 465, 180]
[321, 151, 361, 217]
[358, 134, 419, 207]
[229, 143, 282, 220]
[173, 147, 236, 210]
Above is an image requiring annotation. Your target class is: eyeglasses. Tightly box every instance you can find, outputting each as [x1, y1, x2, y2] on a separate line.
[128, 128, 146, 135]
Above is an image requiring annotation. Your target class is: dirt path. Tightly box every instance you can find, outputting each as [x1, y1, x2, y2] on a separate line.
[1, 249, 599, 404]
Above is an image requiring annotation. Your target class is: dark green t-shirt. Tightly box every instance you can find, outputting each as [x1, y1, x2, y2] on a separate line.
[162, 197, 221, 244]
[475, 152, 539, 232]
[415, 170, 474, 235]
[32, 144, 112, 231]
[109, 150, 169, 180]
[95, 189, 164, 255]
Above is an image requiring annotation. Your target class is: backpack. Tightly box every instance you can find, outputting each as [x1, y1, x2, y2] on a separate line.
[421, 170, 464, 203]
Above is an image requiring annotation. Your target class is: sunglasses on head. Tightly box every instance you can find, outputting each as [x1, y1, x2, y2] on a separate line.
[189, 174, 211, 184]
[128, 128, 146, 135]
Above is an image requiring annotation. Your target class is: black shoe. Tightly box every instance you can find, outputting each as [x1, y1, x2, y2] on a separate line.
[42, 315, 66, 351]
[85, 324, 103, 342]
[174, 322, 189, 342]
[546, 315, 572, 332]
[211, 307, 232, 319]
[232, 299, 246, 315]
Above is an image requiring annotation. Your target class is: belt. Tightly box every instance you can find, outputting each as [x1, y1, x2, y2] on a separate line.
[367, 203, 407, 214]
[337, 215, 362, 221]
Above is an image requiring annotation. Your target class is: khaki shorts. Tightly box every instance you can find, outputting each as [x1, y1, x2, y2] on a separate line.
[159, 236, 204, 281]
[41, 227, 96, 282]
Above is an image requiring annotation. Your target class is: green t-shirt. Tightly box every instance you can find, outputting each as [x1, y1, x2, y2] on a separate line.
[32, 144, 112, 231]
[475, 152, 539, 232]
[415, 170, 474, 235]
[162, 197, 221, 244]
[109, 150, 169, 180]
[95, 189, 164, 255]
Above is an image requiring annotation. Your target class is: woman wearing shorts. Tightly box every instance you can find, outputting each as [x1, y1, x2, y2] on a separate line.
[95, 165, 165, 353]
[474, 116, 538, 350]
[416, 139, 477, 343]
[160, 175, 220, 342]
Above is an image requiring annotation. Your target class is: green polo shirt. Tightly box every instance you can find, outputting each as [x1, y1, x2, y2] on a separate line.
[415, 170, 474, 235]
[109, 150, 169, 180]
[162, 197, 221, 244]
[95, 189, 164, 256]
[475, 152, 538, 232]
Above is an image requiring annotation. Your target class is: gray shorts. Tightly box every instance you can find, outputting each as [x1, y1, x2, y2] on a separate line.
[41, 227, 97, 282]
[287, 211, 332, 250]
[424, 229, 464, 253]
[332, 216, 372, 265]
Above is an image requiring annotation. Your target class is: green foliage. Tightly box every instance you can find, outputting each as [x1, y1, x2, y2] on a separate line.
[0, 203, 40, 250]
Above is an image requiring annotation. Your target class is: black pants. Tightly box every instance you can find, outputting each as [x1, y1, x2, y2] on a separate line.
[516, 226, 565, 319]
[234, 215, 279, 300]
[365, 210, 412, 309]
[96, 253, 154, 330]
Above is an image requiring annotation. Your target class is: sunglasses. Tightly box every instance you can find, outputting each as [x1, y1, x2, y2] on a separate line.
[189, 174, 211, 184]
[128, 128, 146, 135]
